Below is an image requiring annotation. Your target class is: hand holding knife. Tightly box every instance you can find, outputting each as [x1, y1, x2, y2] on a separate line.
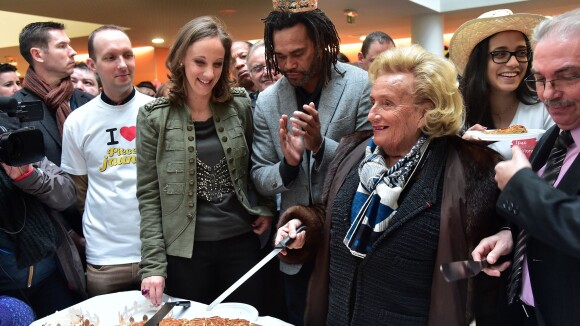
[440, 259, 489, 282]
[206, 225, 307, 311]
[440, 255, 511, 282]
[277, 222, 307, 255]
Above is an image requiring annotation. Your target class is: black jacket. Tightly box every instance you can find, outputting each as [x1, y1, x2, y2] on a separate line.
[497, 125, 580, 326]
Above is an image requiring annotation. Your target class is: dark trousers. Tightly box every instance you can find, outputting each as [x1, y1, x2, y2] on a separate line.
[1, 270, 80, 319]
[283, 260, 314, 326]
[165, 232, 263, 311]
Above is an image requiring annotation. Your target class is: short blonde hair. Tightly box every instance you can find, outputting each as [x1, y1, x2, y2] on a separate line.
[368, 44, 464, 138]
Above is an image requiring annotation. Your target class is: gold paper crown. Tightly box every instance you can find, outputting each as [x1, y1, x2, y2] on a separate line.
[273, 0, 318, 12]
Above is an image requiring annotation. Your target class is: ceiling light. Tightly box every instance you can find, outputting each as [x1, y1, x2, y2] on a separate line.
[4, 56, 17, 67]
[152, 38, 164, 44]
[344, 9, 358, 24]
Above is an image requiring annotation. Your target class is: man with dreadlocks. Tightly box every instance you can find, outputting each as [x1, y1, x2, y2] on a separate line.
[250, 1, 372, 324]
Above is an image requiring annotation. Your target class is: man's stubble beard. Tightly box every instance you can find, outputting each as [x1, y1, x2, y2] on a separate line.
[281, 59, 320, 88]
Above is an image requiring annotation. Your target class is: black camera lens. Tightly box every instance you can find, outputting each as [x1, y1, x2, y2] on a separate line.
[0, 128, 45, 166]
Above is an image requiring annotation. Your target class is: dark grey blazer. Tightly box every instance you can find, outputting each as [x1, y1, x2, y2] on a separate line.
[497, 125, 580, 325]
[1, 88, 93, 166]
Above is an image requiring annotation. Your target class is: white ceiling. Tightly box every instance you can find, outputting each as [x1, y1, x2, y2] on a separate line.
[0, 0, 578, 65]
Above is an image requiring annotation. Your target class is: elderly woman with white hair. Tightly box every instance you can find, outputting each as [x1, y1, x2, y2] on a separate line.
[275, 45, 510, 325]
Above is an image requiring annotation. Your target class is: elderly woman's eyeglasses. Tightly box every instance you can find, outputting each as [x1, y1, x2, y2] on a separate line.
[524, 74, 580, 92]
[489, 50, 531, 64]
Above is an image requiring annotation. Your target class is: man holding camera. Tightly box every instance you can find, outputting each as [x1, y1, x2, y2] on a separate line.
[0, 22, 94, 271]
[0, 22, 93, 166]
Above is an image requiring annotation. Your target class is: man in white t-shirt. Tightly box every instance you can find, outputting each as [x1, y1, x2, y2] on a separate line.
[61, 25, 153, 296]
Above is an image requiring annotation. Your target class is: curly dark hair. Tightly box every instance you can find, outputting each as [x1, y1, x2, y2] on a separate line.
[166, 16, 232, 107]
[263, 9, 343, 86]
[460, 32, 539, 129]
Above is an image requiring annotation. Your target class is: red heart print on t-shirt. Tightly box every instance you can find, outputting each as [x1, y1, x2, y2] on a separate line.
[120, 126, 136, 142]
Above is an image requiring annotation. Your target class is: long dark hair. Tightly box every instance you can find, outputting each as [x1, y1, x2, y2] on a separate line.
[166, 16, 232, 107]
[460, 32, 539, 129]
[263, 9, 343, 86]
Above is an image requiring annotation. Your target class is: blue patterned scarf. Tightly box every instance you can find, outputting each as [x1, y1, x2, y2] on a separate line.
[344, 134, 429, 258]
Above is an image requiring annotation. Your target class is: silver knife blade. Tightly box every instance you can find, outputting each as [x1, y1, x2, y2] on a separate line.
[144, 301, 190, 326]
[440, 260, 488, 282]
[206, 225, 307, 311]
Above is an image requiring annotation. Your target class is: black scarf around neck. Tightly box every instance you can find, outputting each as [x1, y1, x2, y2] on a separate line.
[0, 168, 59, 268]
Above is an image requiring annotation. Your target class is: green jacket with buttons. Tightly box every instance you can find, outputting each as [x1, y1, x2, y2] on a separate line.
[136, 89, 274, 279]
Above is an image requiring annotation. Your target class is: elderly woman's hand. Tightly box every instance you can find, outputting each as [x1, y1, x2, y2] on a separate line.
[472, 229, 513, 277]
[275, 218, 306, 255]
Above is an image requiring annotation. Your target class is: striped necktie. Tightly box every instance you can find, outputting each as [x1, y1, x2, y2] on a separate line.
[507, 130, 574, 304]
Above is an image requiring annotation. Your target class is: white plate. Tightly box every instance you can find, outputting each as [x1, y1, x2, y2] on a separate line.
[31, 292, 264, 325]
[465, 129, 545, 141]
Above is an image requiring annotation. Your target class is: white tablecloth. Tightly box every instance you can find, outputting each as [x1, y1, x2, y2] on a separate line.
[31, 290, 292, 325]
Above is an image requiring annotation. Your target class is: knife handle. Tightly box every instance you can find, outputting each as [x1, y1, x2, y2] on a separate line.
[277, 225, 307, 249]
[174, 301, 191, 307]
[481, 259, 489, 269]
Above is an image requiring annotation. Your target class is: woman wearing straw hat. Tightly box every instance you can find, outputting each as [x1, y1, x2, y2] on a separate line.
[449, 9, 554, 159]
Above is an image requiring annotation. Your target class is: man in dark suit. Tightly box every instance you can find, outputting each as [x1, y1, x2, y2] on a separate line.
[484, 8, 580, 326]
[0, 22, 93, 166]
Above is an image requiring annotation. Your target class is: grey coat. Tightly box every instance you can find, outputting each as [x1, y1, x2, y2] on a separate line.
[12, 158, 87, 298]
[251, 63, 371, 211]
[251, 62, 372, 273]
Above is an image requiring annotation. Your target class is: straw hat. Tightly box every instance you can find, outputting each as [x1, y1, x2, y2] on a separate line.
[449, 9, 546, 76]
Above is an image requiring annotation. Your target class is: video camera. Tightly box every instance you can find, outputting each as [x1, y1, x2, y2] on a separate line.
[0, 97, 45, 166]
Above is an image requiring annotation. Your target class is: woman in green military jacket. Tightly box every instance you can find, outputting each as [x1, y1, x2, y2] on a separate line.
[136, 16, 273, 309]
